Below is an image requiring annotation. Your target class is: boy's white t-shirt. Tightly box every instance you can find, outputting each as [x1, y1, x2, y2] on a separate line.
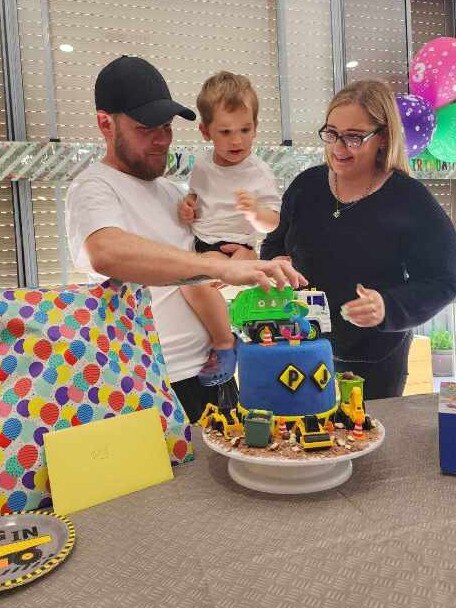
[189, 151, 282, 247]
[65, 162, 210, 383]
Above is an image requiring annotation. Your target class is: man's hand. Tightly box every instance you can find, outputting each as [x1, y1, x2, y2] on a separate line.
[216, 258, 307, 291]
[178, 194, 198, 224]
[340, 283, 385, 328]
[219, 243, 257, 261]
[235, 190, 258, 223]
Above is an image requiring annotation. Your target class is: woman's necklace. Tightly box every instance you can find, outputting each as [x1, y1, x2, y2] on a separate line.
[332, 172, 377, 218]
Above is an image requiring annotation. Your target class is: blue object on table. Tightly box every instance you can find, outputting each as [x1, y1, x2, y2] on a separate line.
[438, 382, 456, 475]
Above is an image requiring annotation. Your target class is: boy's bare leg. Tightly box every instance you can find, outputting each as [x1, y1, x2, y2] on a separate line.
[180, 249, 234, 350]
[180, 250, 237, 385]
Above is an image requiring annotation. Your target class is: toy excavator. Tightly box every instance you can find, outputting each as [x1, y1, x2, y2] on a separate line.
[199, 381, 243, 440]
[199, 403, 243, 440]
[336, 385, 373, 430]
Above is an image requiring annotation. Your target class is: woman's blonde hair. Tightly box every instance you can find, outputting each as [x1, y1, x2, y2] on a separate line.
[324, 79, 410, 175]
[196, 71, 259, 127]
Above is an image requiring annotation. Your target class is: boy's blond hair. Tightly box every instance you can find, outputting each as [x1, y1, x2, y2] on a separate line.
[324, 79, 410, 175]
[196, 71, 259, 126]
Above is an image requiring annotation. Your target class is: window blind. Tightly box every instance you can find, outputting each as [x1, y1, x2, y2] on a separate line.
[344, 0, 409, 93]
[411, 0, 455, 53]
[0, 30, 18, 287]
[5, 0, 455, 290]
[0, 181, 18, 287]
[281, 0, 333, 145]
[0, 51, 7, 141]
[17, 0, 282, 144]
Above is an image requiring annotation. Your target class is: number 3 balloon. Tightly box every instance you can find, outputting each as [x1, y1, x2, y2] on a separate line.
[409, 37, 456, 109]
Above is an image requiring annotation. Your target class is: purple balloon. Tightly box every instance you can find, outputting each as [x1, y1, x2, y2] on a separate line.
[396, 93, 436, 158]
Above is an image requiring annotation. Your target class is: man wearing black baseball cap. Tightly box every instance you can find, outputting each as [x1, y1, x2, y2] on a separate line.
[95, 55, 196, 129]
[66, 55, 304, 422]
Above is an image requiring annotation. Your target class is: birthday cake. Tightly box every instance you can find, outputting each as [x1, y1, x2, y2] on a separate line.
[201, 286, 380, 458]
[237, 338, 336, 418]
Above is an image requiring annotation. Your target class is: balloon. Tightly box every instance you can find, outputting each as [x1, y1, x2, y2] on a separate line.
[395, 94, 435, 157]
[427, 103, 456, 162]
[409, 36, 456, 109]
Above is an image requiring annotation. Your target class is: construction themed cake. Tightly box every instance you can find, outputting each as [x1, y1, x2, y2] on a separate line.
[200, 286, 381, 458]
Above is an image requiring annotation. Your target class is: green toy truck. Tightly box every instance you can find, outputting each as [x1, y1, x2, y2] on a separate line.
[229, 286, 331, 342]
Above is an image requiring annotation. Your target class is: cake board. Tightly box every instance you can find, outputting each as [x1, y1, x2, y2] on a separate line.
[203, 421, 385, 494]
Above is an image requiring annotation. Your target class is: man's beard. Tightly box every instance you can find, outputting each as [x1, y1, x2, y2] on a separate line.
[114, 133, 167, 181]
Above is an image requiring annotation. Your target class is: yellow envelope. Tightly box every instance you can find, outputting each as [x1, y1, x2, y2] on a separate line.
[44, 408, 174, 515]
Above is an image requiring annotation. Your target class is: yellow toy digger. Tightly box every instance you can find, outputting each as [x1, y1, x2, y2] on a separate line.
[337, 386, 373, 430]
[199, 403, 243, 440]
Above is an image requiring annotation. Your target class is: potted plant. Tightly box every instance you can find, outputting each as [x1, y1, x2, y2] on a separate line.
[430, 329, 454, 377]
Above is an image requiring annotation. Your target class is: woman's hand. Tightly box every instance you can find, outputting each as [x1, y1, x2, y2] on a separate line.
[340, 283, 385, 328]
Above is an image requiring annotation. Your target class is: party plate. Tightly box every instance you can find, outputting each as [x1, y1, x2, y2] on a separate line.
[0, 510, 75, 591]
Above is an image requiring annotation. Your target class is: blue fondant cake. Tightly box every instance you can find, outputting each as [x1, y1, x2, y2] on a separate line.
[238, 338, 336, 417]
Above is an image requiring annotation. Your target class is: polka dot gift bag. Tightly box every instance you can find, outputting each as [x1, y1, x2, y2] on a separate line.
[0, 280, 193, 513]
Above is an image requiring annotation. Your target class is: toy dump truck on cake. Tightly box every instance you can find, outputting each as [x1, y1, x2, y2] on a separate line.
[229, 286, 331, 342]
[334, 372, 373, 430]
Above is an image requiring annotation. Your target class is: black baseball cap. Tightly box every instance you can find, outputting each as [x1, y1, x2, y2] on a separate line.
[95, 55, 196, 127]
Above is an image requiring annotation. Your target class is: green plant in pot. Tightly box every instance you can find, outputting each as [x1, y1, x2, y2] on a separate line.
[430, 329, 454, 377]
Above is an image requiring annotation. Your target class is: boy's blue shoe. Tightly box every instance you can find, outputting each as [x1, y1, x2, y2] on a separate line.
[198, 346, 237, 387]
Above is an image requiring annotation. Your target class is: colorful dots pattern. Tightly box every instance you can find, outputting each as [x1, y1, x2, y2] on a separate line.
[0, 280, 193, 513]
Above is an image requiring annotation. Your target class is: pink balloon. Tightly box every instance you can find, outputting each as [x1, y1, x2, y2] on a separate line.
[409, 37, 456, 109]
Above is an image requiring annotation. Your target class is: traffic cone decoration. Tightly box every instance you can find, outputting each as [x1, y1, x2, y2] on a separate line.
[352, 415, 364, 439]
[259, 326, 275, 346]
[276, 416, 289, 440]
[324, 418, 335, 433]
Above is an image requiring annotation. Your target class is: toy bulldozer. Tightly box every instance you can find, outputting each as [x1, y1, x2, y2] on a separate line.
[293, 415, 333, 450]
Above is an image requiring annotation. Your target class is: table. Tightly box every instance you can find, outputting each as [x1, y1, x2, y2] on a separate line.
[3, 394, 456, 608]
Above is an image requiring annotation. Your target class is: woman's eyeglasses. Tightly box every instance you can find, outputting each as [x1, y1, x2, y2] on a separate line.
[318, 126, 382, 148]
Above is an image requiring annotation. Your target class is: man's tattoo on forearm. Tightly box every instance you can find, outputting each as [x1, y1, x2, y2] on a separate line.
[168, 275, 213, 286]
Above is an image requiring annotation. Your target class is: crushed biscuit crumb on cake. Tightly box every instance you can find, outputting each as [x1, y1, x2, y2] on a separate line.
[204, 423, 381, 461]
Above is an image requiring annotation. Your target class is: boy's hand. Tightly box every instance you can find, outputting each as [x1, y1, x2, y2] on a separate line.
[219, 243, 257, 261]
[235, 190, 258, 223]
[178, 194, 198, 224]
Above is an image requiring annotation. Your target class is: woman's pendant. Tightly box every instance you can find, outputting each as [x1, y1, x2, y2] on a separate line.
[333, 210, 341, 218]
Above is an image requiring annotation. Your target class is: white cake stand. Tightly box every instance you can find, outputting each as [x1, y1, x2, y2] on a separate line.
[202, 422, 385, 494]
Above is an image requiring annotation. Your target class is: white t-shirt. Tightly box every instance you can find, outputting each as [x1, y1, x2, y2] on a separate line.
[65, 162, 210, 383]
[189, 151, 282, 247]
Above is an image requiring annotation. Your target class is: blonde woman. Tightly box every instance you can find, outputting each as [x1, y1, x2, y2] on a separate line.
[261, 79, 456, 399]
